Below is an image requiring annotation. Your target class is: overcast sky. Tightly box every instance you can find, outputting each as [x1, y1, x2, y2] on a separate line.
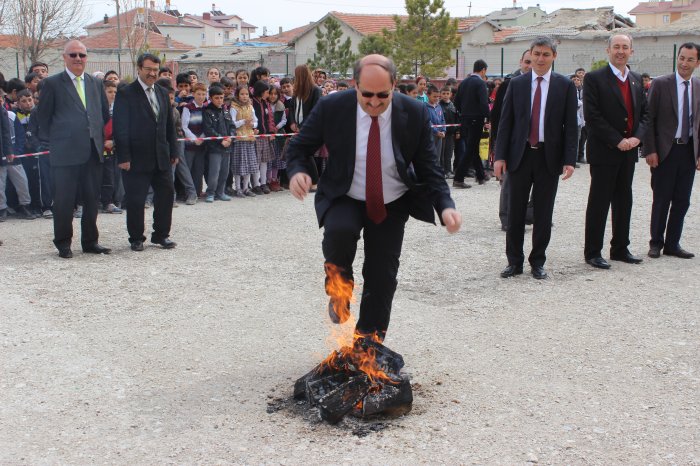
[86, 0, 642, 37]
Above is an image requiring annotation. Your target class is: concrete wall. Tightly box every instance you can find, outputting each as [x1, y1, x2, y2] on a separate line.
[293, 20, 364, 64]
[0, 48, 64, 80]
[158, 25, 201, 48]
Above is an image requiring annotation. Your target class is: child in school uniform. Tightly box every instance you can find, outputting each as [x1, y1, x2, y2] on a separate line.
[229, 85, 259, 198]
[251, 81, 276, 194]
[425, 84, 446, 161]
[267, 85, 286, 192]
[181, 82, 208, 196]
[202, 86, 233, 202]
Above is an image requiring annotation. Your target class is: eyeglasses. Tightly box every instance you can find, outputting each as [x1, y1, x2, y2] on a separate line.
[359, 89, 392, 99]
[68, 53, 87, 59]
[141, 67, 160, 73]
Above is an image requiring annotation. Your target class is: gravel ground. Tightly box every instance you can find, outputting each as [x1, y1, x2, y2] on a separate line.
[1, 165, 698, 465]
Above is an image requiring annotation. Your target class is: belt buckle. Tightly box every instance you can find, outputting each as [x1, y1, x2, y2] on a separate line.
[674, 138, 687, 145]
[529, 143, 541, 150]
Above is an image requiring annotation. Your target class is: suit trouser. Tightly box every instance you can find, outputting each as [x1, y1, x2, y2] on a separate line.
[650, 141, 696, 251]
[500, 173, 535, 230]
[584, 154, 636, 260]
[455, 118, 485, 182]
[322, 195, 409, 340]
[51, 148, 102, 250]
[577, 126, 587, 162]
[0, 164, 32, 210]
[37, 153, 53, 210]
[101, 156, 118, 207]
[506, 147, 559, 267]
[122, 166, 174, 243]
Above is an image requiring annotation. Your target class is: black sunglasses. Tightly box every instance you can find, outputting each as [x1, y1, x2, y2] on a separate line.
[68, 53, 87, 59]
[359, 90, 392, 99]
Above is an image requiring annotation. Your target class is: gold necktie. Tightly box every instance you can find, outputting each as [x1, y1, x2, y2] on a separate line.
[75, 76, 86, 108]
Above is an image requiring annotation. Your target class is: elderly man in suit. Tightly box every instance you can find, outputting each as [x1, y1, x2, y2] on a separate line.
[583, 33, 649, 269]
[286, 55, 461, 341]
[37, 40, 111, 259]
[113, 53, 179, 251]
[642, 42, 700, 259]
[494, 36, 578, 280]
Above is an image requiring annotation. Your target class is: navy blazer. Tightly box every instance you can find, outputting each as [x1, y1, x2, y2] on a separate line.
[454, 74, 490, 120]
[113, 80, 178, 172]
[583, 65, 649, 165]
[285, 90, 455, 226]
[36, 71, 110, 167]
[495, 71, 579, 175]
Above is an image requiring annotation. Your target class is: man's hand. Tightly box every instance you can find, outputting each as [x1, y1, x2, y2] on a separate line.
[646, 152, 659, 168]
[290, 172, 312, 200]
[562, 165, 575, 180]
[494, 160, 507, 180]
[437, 132, 445, 139]
[484, 122, 491, 130]
[104, 140, 114, 150]
[171, 158, 179, 166]
[696, 157, 700, 171]
[627, 137, 641, 149]
[222, 137, 231, 148]
[441, 208, 462, 234]
[194, 139, 203, 146]
[6, 154, 15, 163]
[118, 162, 131, 171]
[291, 123, 299, 133]
[617, 138, 630, 152]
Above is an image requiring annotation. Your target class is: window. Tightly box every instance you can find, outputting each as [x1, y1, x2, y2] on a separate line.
[242, 34, 246, 40]
[224, 31, 229, 40]
[663, 14, 670, 23]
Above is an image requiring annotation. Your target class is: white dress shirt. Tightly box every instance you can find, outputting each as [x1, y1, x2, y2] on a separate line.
[675, 72, 694, 139]
[65, 68, 86, 103]
[609, 63, 629, 82]
[137, 77, 159, 114]
[347, 102, 408, 203]
[531, 69, 551, 143]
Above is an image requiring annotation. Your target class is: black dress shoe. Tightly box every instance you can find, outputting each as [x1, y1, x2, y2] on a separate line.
[58, 248, 73, 259]
[664, 248, 695, 259]
[131, 241, 144, 251]
[452, 180, 472, 189]
[648, 246, 661, 258]
[83, 244, 111, 254]
[610, 251, 643, 264]
[16, 206, 36, 220]
[328, 299, 350, 324]
[586, 257, 611, 269]
[151, 238, 176, 249]
[500, 264, 523, 278]
[531, 265, 548, 279]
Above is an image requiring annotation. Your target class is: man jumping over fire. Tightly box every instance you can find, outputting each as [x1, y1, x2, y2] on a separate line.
[286, 55, 461, 342]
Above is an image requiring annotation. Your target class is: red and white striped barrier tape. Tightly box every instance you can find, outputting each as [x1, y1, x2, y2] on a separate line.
[4, 123, 463, 160]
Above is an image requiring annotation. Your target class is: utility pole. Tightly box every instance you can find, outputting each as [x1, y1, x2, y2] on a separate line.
[468, 2, 472, 17]
[144, 0, 149, 48]
[115, 0, 123, 75]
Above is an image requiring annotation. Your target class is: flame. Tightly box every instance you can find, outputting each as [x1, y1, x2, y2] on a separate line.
[320, 264, 396, 385]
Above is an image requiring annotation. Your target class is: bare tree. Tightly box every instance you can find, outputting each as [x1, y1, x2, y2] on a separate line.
[7, 0, 87, 72]
[115, 0, 162, 72]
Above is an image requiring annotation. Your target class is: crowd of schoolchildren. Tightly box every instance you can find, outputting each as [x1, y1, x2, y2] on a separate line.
[1, 62, 473, 225]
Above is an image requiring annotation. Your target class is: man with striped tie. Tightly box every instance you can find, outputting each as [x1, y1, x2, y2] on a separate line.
[113, 53, 179, 252]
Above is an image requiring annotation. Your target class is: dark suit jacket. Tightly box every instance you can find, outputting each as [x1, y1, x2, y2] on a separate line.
[642, 73, 700, 162]
[285, 90, 455, 226]
[0, 107, 13, 165]
[288, 86, 322, 128]
[583, 65, 648, 165]
[454, 74, 489, 120]
[113, 80, 178, 172]
[495, 71, 579, 175]
[36, 71, 109, 167]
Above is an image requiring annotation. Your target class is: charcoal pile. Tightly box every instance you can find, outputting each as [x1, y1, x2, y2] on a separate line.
[293, 336, 412, 424]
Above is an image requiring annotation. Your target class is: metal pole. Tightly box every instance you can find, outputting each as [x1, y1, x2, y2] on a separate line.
[286, 51, 289, 76]
[500, 47, 504, 77]
[16, 52, 20, 78]
[455, 49, 459, 79]
[144, 0, 149, 47]
[673, 43, 677, 72]
[116, 0, 123, 76]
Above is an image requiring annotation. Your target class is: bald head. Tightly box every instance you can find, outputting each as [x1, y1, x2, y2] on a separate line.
[353, 54, 397, 85]
[63, 40, 88, 76]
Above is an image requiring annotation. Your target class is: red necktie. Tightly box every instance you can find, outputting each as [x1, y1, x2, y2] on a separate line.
[366, 116, 386, 224]
[529, 76, 543, 147]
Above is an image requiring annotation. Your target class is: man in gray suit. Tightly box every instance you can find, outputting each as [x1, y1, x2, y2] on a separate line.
[642, 42, 700, 259]
[37, 40, 111, 258]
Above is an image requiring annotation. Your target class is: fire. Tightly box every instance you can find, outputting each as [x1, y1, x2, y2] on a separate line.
[324, 262, 353, 325]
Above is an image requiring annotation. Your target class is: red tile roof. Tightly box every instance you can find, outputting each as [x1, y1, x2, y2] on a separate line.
[330, 12, 406, 35]
[86, 8, 182, 30]
[493, 27, 521, 43]
[81, 27, 193, 51]
[256, 24, 313, 44]
[629, 0, 700, 15]
[457, 17, 486, 31]
[0, 34, 20, 48]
